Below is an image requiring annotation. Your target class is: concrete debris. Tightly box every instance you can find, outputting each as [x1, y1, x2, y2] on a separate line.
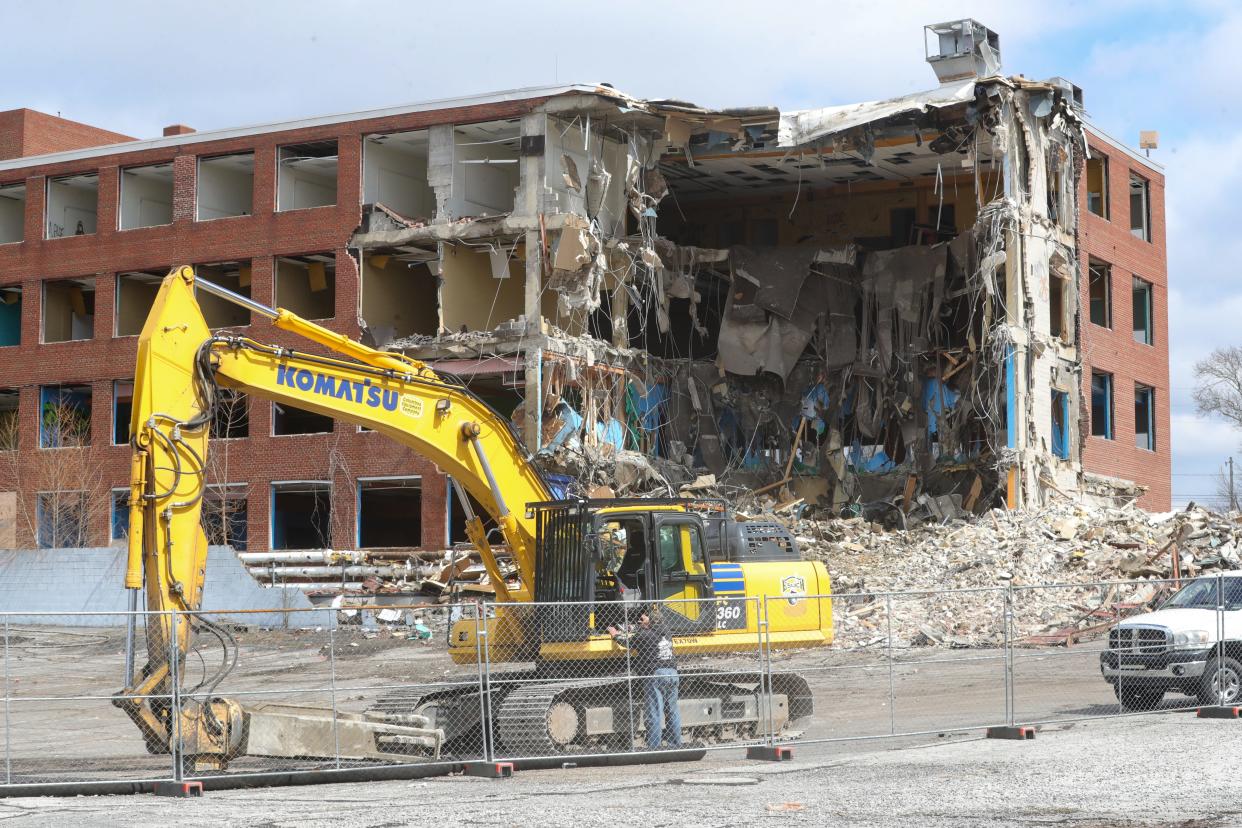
[777, 502, 1242, 648]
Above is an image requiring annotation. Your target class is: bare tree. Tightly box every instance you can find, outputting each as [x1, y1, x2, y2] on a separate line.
[1213, 465, 1242, 513]
[0, 402, 108, 548]
[202, 390, 251, 549]
[1194, 346, 1242, 430]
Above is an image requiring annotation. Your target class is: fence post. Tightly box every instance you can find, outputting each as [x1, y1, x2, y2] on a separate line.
[1004, 586, 1014, 728]
[1217, 573, 1226, 706]
[124, 588, 138, 685]
[475, 603, 492, 763]
[885, 592, 895, 736]
[4, 616, 10, 785]
[760, 596, 775, 747]
[168, 610, 182, 781]
[622, 600, 635, 752]
[328, 607, 341, 769]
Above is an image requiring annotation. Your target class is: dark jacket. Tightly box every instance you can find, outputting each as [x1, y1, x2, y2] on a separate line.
[622, 620, 676, 676]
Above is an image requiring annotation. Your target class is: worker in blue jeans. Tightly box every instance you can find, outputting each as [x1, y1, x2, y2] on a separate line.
[609, 609, 682, 749]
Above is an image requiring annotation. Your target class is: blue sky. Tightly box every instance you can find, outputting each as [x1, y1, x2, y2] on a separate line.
[1, 0, 1233, 504]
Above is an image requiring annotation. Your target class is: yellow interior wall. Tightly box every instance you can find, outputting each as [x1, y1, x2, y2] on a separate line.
[440, 245, 525, 332]
[362, 258, 438, 338]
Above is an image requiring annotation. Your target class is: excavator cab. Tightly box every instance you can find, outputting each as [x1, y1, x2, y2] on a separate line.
[530, 500, 718, 643]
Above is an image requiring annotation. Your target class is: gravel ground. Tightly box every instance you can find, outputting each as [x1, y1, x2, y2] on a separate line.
[1, 712, 1238, 827]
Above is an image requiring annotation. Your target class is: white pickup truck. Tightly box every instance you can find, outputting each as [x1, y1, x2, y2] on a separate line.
[1101, 575, 1242, 709]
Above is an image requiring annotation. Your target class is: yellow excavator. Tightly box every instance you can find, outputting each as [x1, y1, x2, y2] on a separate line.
[114, 265, 833, 770]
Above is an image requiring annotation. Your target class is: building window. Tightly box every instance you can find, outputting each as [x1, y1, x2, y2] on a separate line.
[277, 141, 338, 212]
[197, 153, 255, 220]
[1050, 389, 1070, 459]
[1087, 260, 1111, 328]
[1048, 270, 1068, 340]
[271, 481, 331, 549]
[0, 388, 18, 451]
[1132, 277, 1153, 345]
[272, 402, 333, 436]
[210, 390, 249, 439]
[39, 384, 91, 447]
[0, 285, 20, 346]
[1129, 172, 1151, 242]
[119, 164, 174, 230]
[275, 255, 336, 321]
[0, 183, 25, 244]
[42, 277, 96, 343]
[1086, 155, 1109, 218]
[46, 173, 98, 239]
[1135, 384, 1155, 451]
[1090, 371, 1113, 439]
[357, 477, 422, 548]
[195, 261, 252, 328]
[111, 488, 128, 543]
[115, 270, 166, 337]
[203, 484, 248, 551]
[36, 490, 88, 548]
[113, 380, 133, 445]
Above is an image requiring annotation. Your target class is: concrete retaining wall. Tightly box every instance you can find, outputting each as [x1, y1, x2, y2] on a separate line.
[0, 545, 314, 625]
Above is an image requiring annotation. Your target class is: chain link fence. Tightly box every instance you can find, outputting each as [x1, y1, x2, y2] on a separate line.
[2, 576, 1240, 793]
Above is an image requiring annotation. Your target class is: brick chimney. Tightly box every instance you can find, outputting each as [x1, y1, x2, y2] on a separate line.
[163, 124, 195, 137]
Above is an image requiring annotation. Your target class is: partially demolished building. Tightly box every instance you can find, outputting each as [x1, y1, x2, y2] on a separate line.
[0, 19, 1170, 555]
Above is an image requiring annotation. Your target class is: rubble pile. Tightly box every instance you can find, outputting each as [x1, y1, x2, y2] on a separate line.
[783, 502, 1242, 648]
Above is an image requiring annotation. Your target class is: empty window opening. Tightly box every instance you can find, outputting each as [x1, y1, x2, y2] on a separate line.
[272, 401, 333, 436]
[1132, 277, 1153, 345]
[448, 123, 519, 218]
[111, 488, 128, 543]
[37, 490, 88, 548]
[0, 183, 25, 244]
[271, 481, 331, 549]
[1090, 371, 1113, 440]
[277, 141, 337, 211]
[195, 261, 252, 328]
[1050, 389, 1069, 459]
[112, 379, 133, 445]
[42, 277, 95, 343]
[119, 164, 173, 229]
[46, 173, 98, 238]
[197, 153, 254, 220]
[203, 484, 248, 551]
[358, 477, 422, 548]
[1048, 271, 1068, 340]
[211, 389, 248, 439]
[363, 131, 433, 221]
[1135, 384, 1155, 451]
[1086, 155, 1109, 218]
[275, 255, 335, 320]
[115, 270, 166, 336]
[40, 384, 91, 447]
[361, 251, 438, 345]
[0, 285, 20, 346]
[0, 388, 17, 451]
[1129, 172, 1151, 241]
[1088, 260, 1111, 328]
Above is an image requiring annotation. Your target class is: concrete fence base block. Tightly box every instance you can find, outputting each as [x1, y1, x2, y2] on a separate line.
[153, 781, 203, 798]
[463, 762, 514, 778]
[746, 745, 793, 761]
[986, 726, 1036, 740]
[1197, 706, 1242, 719]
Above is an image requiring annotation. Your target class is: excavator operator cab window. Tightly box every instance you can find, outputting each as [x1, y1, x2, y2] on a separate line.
[653, 518, 715, 634]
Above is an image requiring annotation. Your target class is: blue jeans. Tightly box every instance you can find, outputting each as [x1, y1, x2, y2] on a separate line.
[645, 667, 682, 749]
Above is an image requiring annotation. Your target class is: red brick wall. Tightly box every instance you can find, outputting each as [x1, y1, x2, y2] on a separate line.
[0, 109, 133, 161]
[0, 96, 548, 549]
[1078, 134, 1171, 511]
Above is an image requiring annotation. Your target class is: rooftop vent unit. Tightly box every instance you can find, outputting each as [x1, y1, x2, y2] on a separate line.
[925, 19, 1001, 84]
[1044, 76, 1085, 114]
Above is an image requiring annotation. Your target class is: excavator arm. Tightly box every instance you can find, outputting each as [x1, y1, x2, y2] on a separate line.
[115, 265, 550, 770]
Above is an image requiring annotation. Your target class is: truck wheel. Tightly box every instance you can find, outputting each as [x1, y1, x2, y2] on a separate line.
[1113, 684, 1164, 711]
[1197, 656, 1242, 706]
